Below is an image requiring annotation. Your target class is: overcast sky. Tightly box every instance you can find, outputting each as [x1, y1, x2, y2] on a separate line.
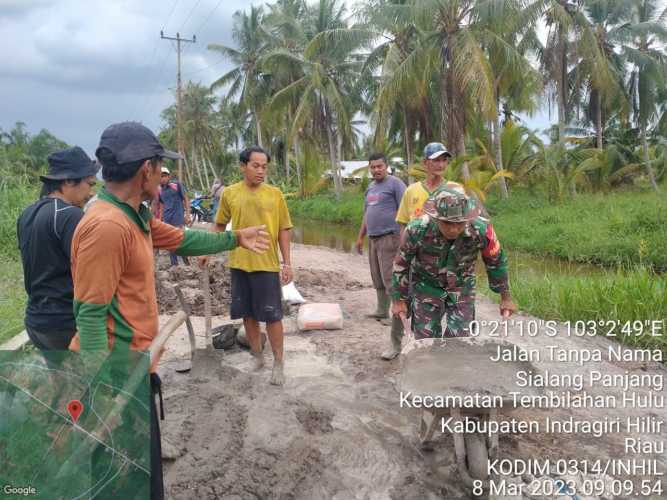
[1, 0, 552, 157]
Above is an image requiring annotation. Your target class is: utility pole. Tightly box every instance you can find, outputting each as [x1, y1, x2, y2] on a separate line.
[160, 31, 196, 182]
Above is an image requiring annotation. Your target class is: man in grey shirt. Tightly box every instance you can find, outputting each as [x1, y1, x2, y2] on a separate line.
[355, 153, 407, 360]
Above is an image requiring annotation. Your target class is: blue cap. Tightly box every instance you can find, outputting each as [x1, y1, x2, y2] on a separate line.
[423, 142, 452, 160]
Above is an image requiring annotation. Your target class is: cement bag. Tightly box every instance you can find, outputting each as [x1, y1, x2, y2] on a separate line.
[297, 303, 343, 331]
[282, 281, 306, 304]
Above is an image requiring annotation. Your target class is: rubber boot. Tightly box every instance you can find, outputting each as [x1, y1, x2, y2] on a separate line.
[365, 289, 390, 320]
[380, 316, 404, 360]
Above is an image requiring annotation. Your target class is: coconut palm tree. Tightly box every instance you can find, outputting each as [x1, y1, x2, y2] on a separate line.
[208, 6, 270, 147]
[623, 0, 667, 191]
[541, 0, 580, 142]
[262, 0, 367, 199]
[570, 0, 630, 149]
[475, 0, 543, 198]
[359, 0, 436, 165]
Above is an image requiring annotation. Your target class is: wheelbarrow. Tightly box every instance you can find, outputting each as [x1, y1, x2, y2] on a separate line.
[396, 318, 542, 494]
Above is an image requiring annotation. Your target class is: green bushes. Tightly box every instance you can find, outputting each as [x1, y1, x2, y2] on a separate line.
[486, 189, 667, 270]
[0, 182, 35, 344]
[479, 265, 667, 354]
[287, 190, 364, 224]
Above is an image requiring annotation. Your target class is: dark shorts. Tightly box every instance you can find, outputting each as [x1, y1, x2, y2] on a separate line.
[230, 269, 283, 323]
[26, 326, 76, 350]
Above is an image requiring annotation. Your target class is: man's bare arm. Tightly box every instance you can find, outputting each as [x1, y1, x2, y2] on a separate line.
[278, 228, 292, 284]
[355, 217, 367, 254]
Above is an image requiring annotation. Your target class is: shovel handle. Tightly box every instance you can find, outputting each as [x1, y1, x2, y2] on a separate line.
[150, 310, 187, 371]
[202, 266, 212, 347]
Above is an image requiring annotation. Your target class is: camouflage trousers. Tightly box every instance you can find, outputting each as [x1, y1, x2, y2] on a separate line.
[410, 291, 475, 339]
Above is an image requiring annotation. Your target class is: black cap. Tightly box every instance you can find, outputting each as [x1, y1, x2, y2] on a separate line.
[95, 121, 182, 164]
[40, 146, 100, 181]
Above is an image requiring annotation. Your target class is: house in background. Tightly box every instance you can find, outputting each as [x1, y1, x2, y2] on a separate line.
[325, 159, 404, 182]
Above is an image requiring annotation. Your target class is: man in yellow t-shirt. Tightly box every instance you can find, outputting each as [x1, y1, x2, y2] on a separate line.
[210, 146, 293, 385]
[381, 142, 464, 360]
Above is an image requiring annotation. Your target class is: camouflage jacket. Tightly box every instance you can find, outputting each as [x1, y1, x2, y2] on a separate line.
[391, 215, 509, 302]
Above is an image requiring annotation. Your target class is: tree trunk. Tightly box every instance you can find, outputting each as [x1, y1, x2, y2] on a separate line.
[254, 110, 263, 147]
[557, 28, 567, 143]
[641, 124, 659, 192]
[326, 122, 341, 199]
[441, 42, 469, 181]
[492, 109, 509, 199]
[402, 107, 412, 166]
[284, 121, 290, 181]
[193, 147, 205, 192]
[596, 91, 603, 149]
[205, 155, 216, 189]
[294, 136, 302, 197]
[321, 98, 342, 199]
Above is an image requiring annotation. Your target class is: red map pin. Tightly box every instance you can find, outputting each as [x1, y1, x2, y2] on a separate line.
[67, 400, 84, 424]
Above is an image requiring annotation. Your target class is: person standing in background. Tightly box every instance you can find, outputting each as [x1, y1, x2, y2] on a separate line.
[354, 153, 407, 360]
[157, 167, 191, 266]
[17, 146, 99, 350]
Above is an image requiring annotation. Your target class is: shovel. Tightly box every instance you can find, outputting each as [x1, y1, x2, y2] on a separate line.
[173, 286, 197, 373]
[190, 265, 222, 378]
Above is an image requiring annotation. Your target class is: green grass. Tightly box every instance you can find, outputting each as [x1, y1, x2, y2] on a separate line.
[290, 187, 666, 353]
[485, 189, 667, 271]
[0, 182, 35, 345]
[0, 259, 27, 344]
[287, 189, 364, 224]
[479, 264, 667, 354]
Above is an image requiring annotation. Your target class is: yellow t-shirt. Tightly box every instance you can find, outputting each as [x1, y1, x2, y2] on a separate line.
[215, 181, 293, 272]
[395, 181, 464, 224]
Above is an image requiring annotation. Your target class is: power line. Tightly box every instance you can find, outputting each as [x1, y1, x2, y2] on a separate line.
[161, 32, 197, 182]
[163, 0, 181, 31]
[193, 0, 225, 36]
[179, 0, 204, 33]
[137, 45, 174, 120]
[185, 58, 227, 77]
[135, 0, 182, 121]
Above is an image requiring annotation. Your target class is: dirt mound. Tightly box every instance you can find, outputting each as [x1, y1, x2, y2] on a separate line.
[294, 269, 364, 304]
[155, 255, 231, 316]
[155, 252, 363, 316]
[294, 405, 334, 434]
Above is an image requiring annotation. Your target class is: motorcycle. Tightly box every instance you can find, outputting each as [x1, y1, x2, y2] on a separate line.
[190, 194, 213, 223]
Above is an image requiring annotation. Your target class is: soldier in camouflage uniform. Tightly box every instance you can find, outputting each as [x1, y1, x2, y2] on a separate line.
[390, 190, 517, 339]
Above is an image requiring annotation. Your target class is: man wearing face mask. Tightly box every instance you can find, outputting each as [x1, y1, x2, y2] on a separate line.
[17, 146, 99, 350]
[391, 190, 517, 339]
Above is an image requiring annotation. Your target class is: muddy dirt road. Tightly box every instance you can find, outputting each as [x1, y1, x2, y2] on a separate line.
[156, 243, 666, 500]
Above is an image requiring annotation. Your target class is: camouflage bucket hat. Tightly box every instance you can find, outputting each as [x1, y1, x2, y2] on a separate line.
[424, 190, 480, 222]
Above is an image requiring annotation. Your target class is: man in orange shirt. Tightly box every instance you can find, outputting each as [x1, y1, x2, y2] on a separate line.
[71, 122, 268, 500]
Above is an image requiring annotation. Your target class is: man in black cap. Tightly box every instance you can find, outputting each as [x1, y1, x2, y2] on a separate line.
[70, 122, 268, 500]
[17, 146, 99, 350]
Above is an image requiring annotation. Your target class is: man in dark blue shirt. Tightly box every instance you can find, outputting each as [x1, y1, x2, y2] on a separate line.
[17, 146, 99, 350]
[157, 166, 190, 266]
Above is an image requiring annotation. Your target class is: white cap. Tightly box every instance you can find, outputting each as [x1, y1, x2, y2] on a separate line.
[161, 167, 170, 175]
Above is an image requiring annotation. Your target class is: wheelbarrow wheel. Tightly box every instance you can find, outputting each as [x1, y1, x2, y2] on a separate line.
[464, 432, 489, 480]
